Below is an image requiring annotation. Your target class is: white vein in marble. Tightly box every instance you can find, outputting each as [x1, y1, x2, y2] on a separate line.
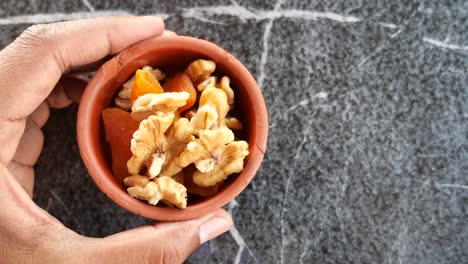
[357, 42, 391, 67]
[287, 92, 328, 112]
[182, 5, 361, 23]
[81, 0, 95, 12]
[0, 5, 362, 26]
[279, 119, 313, 264]
[423, 37, 468, 51]
[50, 189, 83, 233]
[270, 92, 328, 129]
[256, 0, 285, 89]
[228, 199, 258, 264]
[0, 11, 170, 25]
[377, 22, 399, 29]
[396, 225, 408, 264]
[390, 28, 403, 38]
[436, 183, 468, 190]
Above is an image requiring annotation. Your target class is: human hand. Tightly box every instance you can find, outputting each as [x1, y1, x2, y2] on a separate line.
[0, 16, 232, 264]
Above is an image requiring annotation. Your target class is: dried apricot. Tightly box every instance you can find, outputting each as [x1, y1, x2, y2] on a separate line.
[162, 73, 197, 112]
[102, 108, 141, 182]
[130, 69, 164, 103]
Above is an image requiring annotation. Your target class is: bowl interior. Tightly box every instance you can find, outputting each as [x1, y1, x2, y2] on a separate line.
[78, 36, 267, 221]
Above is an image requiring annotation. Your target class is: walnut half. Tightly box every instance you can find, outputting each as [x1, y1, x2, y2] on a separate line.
[196, 76, 234, 109]
[131, 92, 189, 121]
[127, 110, 194, 179]
[185, 59, 216, 84]
[177, 127, 249, 187]
[125, 175, 187, 208]
[189, 87, 229, 133]
[127, 112, 174, 177]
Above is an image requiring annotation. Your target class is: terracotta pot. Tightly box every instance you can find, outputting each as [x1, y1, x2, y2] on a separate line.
[77, 36, 268, 221]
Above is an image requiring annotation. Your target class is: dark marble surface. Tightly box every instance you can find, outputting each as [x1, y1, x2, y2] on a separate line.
[1, 1, 468, 263]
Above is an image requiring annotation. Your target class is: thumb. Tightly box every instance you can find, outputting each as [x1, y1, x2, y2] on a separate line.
[87, 209, 232, 264]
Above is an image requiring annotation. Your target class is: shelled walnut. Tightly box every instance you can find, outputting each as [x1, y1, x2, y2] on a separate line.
[185, 59, 216, 84]
[131, 92, 189, 121]
[127, 112, 174, 177]
[125, 175, 187, 208]
[189, 87, 229, 133]
[178, 127, 249, 187]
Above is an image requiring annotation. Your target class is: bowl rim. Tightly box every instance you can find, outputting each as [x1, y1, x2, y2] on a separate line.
[77, 36, 268, 221]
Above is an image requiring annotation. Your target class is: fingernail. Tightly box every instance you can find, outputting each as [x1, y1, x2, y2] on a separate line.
[199, 216, 232, 244]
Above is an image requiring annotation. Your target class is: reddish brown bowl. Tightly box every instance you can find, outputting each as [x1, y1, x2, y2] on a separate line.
[77, 36, 268, 221]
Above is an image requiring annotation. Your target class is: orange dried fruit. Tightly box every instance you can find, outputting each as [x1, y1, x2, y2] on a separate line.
[102, 108, 141, 182]
[162, 73, 197, 112]
[130, 69, 164, 103]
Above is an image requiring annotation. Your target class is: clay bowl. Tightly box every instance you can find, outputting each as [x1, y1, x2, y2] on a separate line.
[77, 36, 268, 221]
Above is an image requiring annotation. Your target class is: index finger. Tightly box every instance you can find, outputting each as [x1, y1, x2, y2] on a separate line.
[0, 16, 164, 120]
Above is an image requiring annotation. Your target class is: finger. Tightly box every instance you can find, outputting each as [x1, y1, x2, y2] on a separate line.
[0, 163, 60, 242]
[0, 16, 165, 120]
[30, 102, 50, 128]
[88, 209, 232, 263]
[68, 55, 114, 74]
[48, 76, 86, 108]
[0, 163, 79, 263]
[0, 118, 26, 164]
[6, 161, 34, 197]
[13, 118, 44, 166]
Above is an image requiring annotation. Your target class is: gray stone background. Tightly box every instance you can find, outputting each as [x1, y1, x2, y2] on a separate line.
[1, 0, 468, 263]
